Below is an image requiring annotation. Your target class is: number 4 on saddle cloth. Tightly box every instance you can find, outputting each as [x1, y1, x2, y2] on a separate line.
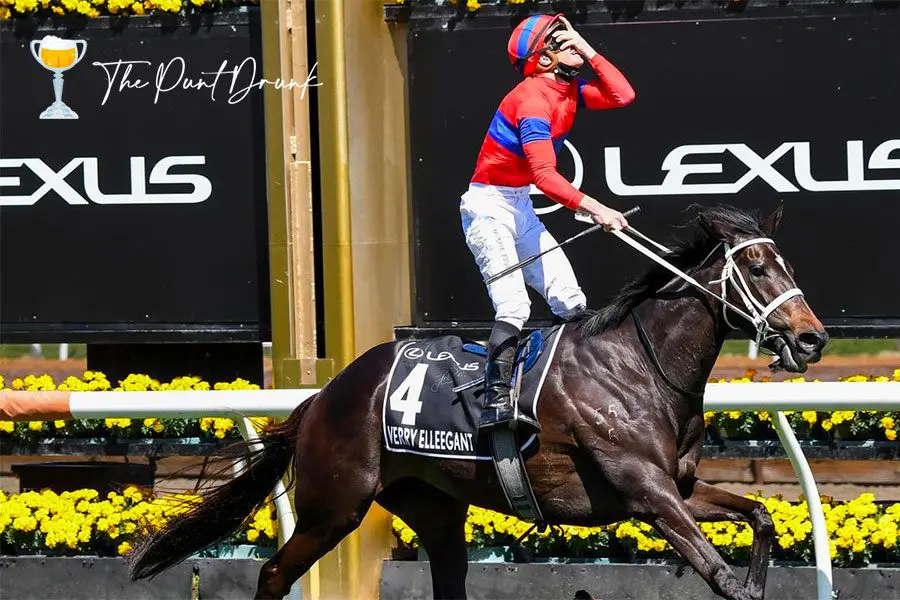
[382, 324, 565, 461]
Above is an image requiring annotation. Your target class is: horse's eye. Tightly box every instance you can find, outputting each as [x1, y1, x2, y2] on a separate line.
[749, 264, 765, 278]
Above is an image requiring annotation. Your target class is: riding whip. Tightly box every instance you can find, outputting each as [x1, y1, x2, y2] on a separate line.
[485, 205, 643, 285]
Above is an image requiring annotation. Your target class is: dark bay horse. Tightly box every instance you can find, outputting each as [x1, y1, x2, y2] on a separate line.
[126, 204, 828, 600]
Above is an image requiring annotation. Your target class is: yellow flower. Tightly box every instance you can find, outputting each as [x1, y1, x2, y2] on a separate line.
[821, 419, 833, 431]
[802, 411, 817, 425]
[28, 421, 44, 431]
[117, 541, 132, 554]
[246, 529, 259, 542]
[882, 417, 895, 430]
[0, 421, 14, 433]
[887, 429, 897, 441]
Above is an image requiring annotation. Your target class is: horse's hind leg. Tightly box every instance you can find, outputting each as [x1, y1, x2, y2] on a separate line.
[253, 484, 378, 600]
[684, 479, 774, 600]
[377, 479, 469, 600]
[254, 415, 381, 597]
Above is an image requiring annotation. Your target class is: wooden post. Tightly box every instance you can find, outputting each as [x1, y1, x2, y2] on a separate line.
[262, 0, 319, 390]
[260, 1, 320, 598]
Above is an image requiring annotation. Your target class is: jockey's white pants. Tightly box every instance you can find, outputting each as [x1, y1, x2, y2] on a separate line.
[460, 183, 587, 331]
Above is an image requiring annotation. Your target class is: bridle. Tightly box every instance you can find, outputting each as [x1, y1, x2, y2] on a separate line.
[614, 228, 804, 397]
[709, 237, 804, 348]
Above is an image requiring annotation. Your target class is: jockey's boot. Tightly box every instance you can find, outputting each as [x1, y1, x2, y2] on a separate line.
[479, 322, 541, 434]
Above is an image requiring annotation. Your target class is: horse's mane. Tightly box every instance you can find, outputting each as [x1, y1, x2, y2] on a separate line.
[576, 204, 768, 337]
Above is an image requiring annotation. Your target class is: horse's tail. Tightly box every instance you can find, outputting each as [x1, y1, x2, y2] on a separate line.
[126, 396, 314, 581]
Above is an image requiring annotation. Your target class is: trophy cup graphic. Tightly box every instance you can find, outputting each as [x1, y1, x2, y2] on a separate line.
[30, 35, 87, 119]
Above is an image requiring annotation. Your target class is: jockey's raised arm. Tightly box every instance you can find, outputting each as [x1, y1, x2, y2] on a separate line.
[577, 53, 636, 110]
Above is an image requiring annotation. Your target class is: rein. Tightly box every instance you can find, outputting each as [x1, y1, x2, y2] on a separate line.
[611, 229, 804, 348]
[630, 309, 705, 399]
[608, 226, 805, 397]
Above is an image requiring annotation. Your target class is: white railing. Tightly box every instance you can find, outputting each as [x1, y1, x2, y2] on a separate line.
[4, 382, 900, 600]
[0, 388, 318, 600]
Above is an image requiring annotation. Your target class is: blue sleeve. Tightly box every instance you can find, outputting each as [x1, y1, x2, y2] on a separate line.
[518, 117, 552, 145]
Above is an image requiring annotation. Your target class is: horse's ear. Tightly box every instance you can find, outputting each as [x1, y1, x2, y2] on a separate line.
[698, 211, 732, 242]
[762, 202, 784, 236]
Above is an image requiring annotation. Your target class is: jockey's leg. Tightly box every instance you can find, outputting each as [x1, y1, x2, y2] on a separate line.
[460, 188, 536, 432]
[481, 319, 522, 430]
[518, 211, 589, 322]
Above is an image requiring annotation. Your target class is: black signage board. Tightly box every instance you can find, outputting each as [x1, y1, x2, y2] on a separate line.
[403, 3, 900, 338]
[0, 10, 270, 343]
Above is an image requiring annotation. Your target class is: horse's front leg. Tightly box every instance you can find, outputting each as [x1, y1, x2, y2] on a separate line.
[620, 463, 753, 600]
[684, 479, 774, 600]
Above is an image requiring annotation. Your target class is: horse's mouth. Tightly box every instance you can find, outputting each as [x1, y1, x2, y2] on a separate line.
[765, 335, 822, 373]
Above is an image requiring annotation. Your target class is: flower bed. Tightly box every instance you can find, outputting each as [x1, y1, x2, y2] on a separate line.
[4, 485, 899, 567]
[0, 0, 258, 20]
[393, 492, 900, 567]
[0, 486, 277, 557]
[0, 372, 271, 442]
[3, 370, 899, 444]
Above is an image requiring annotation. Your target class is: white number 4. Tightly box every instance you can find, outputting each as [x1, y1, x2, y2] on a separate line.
[389, 363, 428, 426]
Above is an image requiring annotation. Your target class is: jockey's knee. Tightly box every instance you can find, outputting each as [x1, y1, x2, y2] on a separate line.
[551, 290, 588, 320]
[494, 300, 530, 331]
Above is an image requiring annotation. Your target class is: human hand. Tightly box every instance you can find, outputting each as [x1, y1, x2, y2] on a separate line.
[579, 196, 629, 231]
[550, 16, 597, 59]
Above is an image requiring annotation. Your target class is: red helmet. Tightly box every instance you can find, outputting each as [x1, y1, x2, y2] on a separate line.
[507, 13, 565, 77]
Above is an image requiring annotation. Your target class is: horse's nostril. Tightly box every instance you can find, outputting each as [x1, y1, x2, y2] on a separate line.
[798, 330, 827, 350]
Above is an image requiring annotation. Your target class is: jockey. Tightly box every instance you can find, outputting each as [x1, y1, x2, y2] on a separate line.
[460, 13, 636, 433]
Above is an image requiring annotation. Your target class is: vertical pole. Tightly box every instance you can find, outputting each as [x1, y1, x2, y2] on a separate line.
[313, 1, 360, 599]
[772, 411, 833, 600]
[237, 417, 300, 600]
[316, 0, 356, 372]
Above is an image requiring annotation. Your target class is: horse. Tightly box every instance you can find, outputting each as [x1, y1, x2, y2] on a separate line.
[125, 203, 829, 600]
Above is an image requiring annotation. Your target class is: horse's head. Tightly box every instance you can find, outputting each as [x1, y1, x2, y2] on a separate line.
[699, 203, 828, 372]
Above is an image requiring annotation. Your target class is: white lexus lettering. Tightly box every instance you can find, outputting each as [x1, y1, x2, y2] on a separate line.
[0, 156, 212, 206]
[604, 140, 900, 196]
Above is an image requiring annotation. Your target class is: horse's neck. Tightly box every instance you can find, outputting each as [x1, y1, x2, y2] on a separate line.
[635, 257, 729, 406]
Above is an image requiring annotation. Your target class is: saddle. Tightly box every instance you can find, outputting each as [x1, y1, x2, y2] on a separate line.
[452, 328, 546, 394]
[383, 324, 567, 522]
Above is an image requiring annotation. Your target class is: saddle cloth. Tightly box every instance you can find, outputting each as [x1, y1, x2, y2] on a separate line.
[382, 324, 566, 460]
